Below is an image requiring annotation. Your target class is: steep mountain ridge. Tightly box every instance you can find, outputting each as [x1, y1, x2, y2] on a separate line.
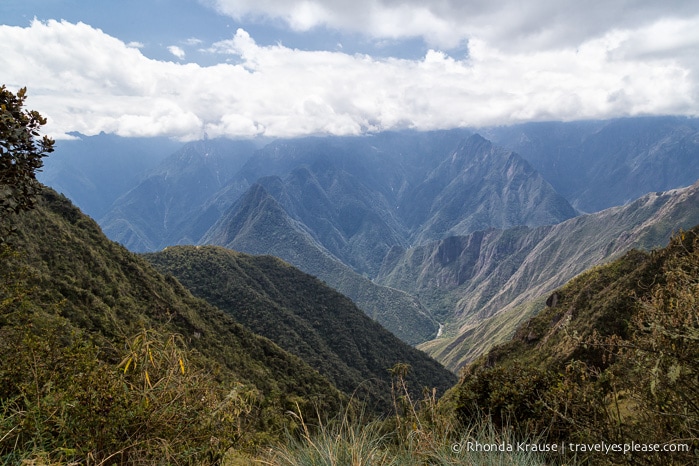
[201, 183, 439, 344]
[255, 167, 407, 276]
[2, 188, 350, 461]
[99, 130, 575, 268]
[197, 133, 576, 345]
[402, 134, 577, 244]
[240, 133, 576, 259]
[449, 226, 699, 464]
[145, 245, 456, 411]
[45, 121, 699, 357]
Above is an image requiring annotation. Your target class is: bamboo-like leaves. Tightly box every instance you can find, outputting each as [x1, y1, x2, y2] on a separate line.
[118, 327, 189, 396]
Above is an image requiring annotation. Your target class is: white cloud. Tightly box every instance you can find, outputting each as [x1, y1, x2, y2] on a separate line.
[167, 45, 186, 59]
[0, 19, 697, 141]
[184, 37, 204, 46]
[203, 0, 699, 51]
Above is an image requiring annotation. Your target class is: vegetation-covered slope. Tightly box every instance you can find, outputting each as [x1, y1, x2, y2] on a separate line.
[449, 227, 699, 464]
[145, 245, 457, 411]
[0, 188, 345, 463]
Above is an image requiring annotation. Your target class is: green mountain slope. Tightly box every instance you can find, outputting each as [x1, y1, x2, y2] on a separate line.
[378, 180, 699, 370]
[449, 226, 699, 464]
[1, 188, 344, 462]
[145, 245, 457, 412]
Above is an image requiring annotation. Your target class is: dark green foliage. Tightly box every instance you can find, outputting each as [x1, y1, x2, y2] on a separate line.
[452, 228, 699, 464]
[0, 188, 345, 463]
[145, 245, 456, 413]
[0, 85, 54, 242]
[0, 313, 263, 464]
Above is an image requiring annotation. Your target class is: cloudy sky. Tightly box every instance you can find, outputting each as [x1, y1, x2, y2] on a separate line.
[2, 0, 698, 141]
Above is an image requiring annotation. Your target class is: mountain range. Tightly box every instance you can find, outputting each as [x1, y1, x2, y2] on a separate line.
[198, 181, 437, 344]
[41, 117, 699, 369]
[99, 139, 259, 252]
[1, 186, 460, 461]
[447, 224, 699, 464]
[93, 129, 578, 343]
[6, 117, 699, 462]
[5, 186, 696, 463]
[38, 132, 180, 219]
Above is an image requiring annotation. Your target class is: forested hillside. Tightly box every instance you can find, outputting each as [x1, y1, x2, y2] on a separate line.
[0, 189, 345, 463]
[200, 182, 439, 344]
[4, 188, 697, 465]
[145, 245, 456, 412]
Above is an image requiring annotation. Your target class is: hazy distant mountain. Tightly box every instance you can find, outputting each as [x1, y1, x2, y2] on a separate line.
[194, 132, 578, 343]
[145, 245, 457, 410]
[98, 129, 574, 259]
[378, 180, 699, 370]
[100, 139, 257, 251]
[484, 116, 699, 212]
[200, 132, 575, 273]
[201, 183, 439, 344]
[47, 118, 699, 244]
[401, 134, 577, 244]
[38, 133, 180, 219]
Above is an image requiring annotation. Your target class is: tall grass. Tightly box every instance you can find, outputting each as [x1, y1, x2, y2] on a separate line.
[256, 410, 551, 466]
[255, 365, 553, 466]
[260, 409, 394, 466]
